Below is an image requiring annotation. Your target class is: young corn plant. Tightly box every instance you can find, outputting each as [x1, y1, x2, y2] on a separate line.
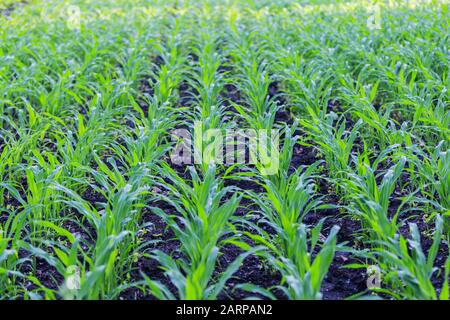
[238, 125, 340, 299]
[0, 212, 27, 299]
[228, 32, 278, 130]
[188, 31, 225, 131]
[342, 153, 406, 241]
[411, 142, 450, 234]
[46, 161, 153, 299]
[187, 30, 229, 175]
[149, 33, 188, 110]
[145, 163, 253, 299]
[300, 107, 363, 180]
[238, 220, 339, 300]
[373, 215, 450, 300]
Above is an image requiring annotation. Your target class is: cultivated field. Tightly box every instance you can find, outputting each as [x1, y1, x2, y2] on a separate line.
[0, 0, 449, 300]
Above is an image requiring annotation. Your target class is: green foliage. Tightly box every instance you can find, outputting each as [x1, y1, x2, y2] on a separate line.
[0, 0, 448, 300]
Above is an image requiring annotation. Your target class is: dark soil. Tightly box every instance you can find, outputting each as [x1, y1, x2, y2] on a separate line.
[321, 251, 367, 299]
[18, 249, 63, 293]
[217, 243, 284, 300]
[129, 208, 181, 300]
